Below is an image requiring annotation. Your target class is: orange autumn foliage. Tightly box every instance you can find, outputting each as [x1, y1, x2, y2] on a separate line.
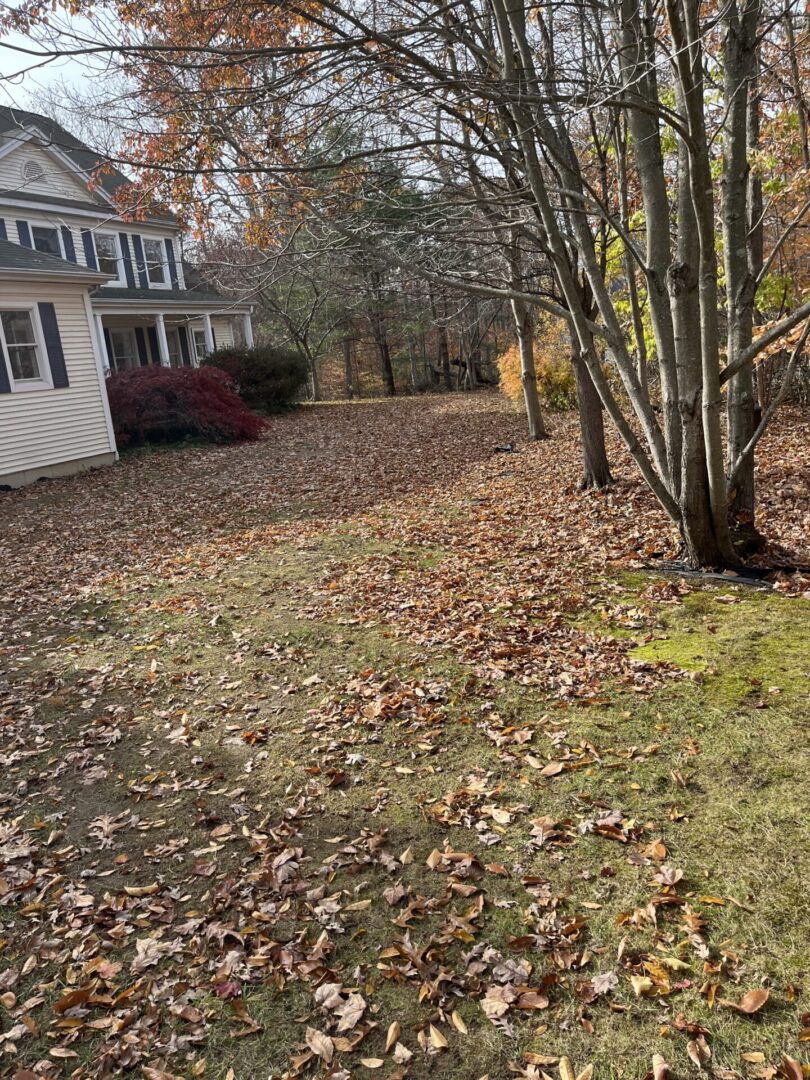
[496, 319, 577, 412]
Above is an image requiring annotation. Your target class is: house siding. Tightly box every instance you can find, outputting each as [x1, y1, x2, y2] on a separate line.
[0, 281, 115, 486]
[211, 318, 235, 348]
[0, 142, 94, 202]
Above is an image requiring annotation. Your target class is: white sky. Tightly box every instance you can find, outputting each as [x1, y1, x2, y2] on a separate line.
[0, 18, 106, 110]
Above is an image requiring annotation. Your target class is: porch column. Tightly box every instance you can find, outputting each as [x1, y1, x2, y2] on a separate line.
[94, 315, 110, 374]
[155, 313, 171, 367]
[203, 313, 215, 354]
[242, 312, 254, 348]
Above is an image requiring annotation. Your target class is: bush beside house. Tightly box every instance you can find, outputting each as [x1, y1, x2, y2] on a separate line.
[204, 345, 309, 412]
[106, 366, 266, 447]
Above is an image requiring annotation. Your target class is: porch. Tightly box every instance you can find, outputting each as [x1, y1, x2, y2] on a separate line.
[93, 308, 254, 374]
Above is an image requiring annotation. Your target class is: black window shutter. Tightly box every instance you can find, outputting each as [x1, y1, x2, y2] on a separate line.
[211, 325, 217, 350]
[81, 229, 97, 269]
[103, 328, 114, 371]
[177, 324, 191, 365]
[134, 327, 149, 366]
[131, 235, 149, 288]
[118, 233, 136, 288]
[164, 238, 180, 288]
[0, 219, 7, 241]
[37, 302, 69, 388]
[0, 351, 10, 393]
[147, 326, 160, 364]
[60, 226, 77, 263]
[16, 221, 32, 248]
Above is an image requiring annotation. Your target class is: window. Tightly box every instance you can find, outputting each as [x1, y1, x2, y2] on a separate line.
[165, 327, 182, 367]
[0, 308, 49, 389]
[143, 238, 168, 286]
[31, 224, 62, 259]
[95, 233, 122, 282]
[108, 329, 139, 372]
[193, 329, 208, 360]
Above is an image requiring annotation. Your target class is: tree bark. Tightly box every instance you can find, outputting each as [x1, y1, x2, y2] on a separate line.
[510, 297, 548, 440]
[572, 338, 612, 489]
[723, 0, 761, 543]
[343, 337, 355, 400]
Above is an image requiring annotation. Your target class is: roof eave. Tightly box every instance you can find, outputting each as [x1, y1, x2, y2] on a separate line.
[0, 267, 111, 284]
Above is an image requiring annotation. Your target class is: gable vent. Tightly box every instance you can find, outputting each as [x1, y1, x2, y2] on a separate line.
[22, 159, 45, 183]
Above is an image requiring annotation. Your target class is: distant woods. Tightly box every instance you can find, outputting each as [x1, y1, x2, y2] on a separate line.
[194, 231, 508, 401]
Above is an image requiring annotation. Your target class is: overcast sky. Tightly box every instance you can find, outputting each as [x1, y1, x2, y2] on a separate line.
[0, 18, 104, 111]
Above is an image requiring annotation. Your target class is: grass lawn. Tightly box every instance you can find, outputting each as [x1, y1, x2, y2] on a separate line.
[0, 394, 808, 1080]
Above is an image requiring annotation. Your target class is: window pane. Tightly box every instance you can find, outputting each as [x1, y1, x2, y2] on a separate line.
[8, 345, 40, 380]
[31, 225, 61, 258]
[144, 239, 166, 284]
[109, 330, 138, 371]
[2, 310, 36, 346]
[95, 234, 119, 278]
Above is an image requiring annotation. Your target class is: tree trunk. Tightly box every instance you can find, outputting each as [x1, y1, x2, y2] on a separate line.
[511, 297, 548, 440]
[343, 337, 355, 400]
[572, 339, 612, 489]
[407, 338, 418, 392]
[376, 333, 396, 396]
[438, 324, 451, 389]
[304, 348, 321, 401]
[723, 0, 761, 544]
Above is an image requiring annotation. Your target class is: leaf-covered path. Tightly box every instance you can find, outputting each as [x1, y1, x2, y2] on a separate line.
[1, 395, 809, 1080]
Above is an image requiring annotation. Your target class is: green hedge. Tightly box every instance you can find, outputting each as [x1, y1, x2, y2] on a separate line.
[204, 345, 309, 412]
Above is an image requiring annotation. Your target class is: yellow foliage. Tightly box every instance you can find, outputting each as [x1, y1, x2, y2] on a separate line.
[496, 319, 577, 412]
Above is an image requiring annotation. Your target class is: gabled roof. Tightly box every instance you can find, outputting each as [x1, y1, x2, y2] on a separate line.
[0, 106, 176, 224]
[0, 236, 109, 281]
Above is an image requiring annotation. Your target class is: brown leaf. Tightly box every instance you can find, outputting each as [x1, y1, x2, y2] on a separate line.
[652, 1053, 669, 1080]
[559, 1058, 576, 1080]
[429, 1024, 448, 1049]
[385, 1020, 401, 1053]
[53, 987, 92, 1014]
[124, 882, 160, 897]
[779, 1056, 803, 1080]
[306, 1026, 334, 1064]
[720, 988, 769, 1015]
[451, 1009, 468, 1034]
[687, 1034, 711, 1070]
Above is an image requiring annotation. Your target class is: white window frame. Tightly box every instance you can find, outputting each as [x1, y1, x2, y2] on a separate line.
[26, 219, 65, 261]
[142, 237, 171, 290]
[94, 231, 127, 287]
[0, 304, 52, 392]
[192, 328, 208, 362]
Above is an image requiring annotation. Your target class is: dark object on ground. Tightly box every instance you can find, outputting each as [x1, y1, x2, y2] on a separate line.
[106, 366, 266, 447]
[494, 443, 518, 453]
[646, 559, 810, 590]
[205, 345, 308, 412]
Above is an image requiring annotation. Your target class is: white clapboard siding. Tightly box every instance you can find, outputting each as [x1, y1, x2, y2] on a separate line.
[0, 142, 95, 203]
[211, 318, 235, 348]
[0, 281, 114, 479]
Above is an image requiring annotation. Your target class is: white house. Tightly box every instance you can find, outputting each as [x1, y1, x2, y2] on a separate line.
[0, 106, 254, 487]
[0, 238, 117, 488]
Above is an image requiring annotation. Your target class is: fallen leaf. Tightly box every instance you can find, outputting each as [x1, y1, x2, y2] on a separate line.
[306, 1027, 334, 1064]
[385, 1020, 401, 1053]
[720, 988, 769, 1015]
[687, 1034, 711, 1070]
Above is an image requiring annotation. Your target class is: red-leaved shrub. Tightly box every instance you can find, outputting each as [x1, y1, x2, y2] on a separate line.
[106, 366, 266, 447]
